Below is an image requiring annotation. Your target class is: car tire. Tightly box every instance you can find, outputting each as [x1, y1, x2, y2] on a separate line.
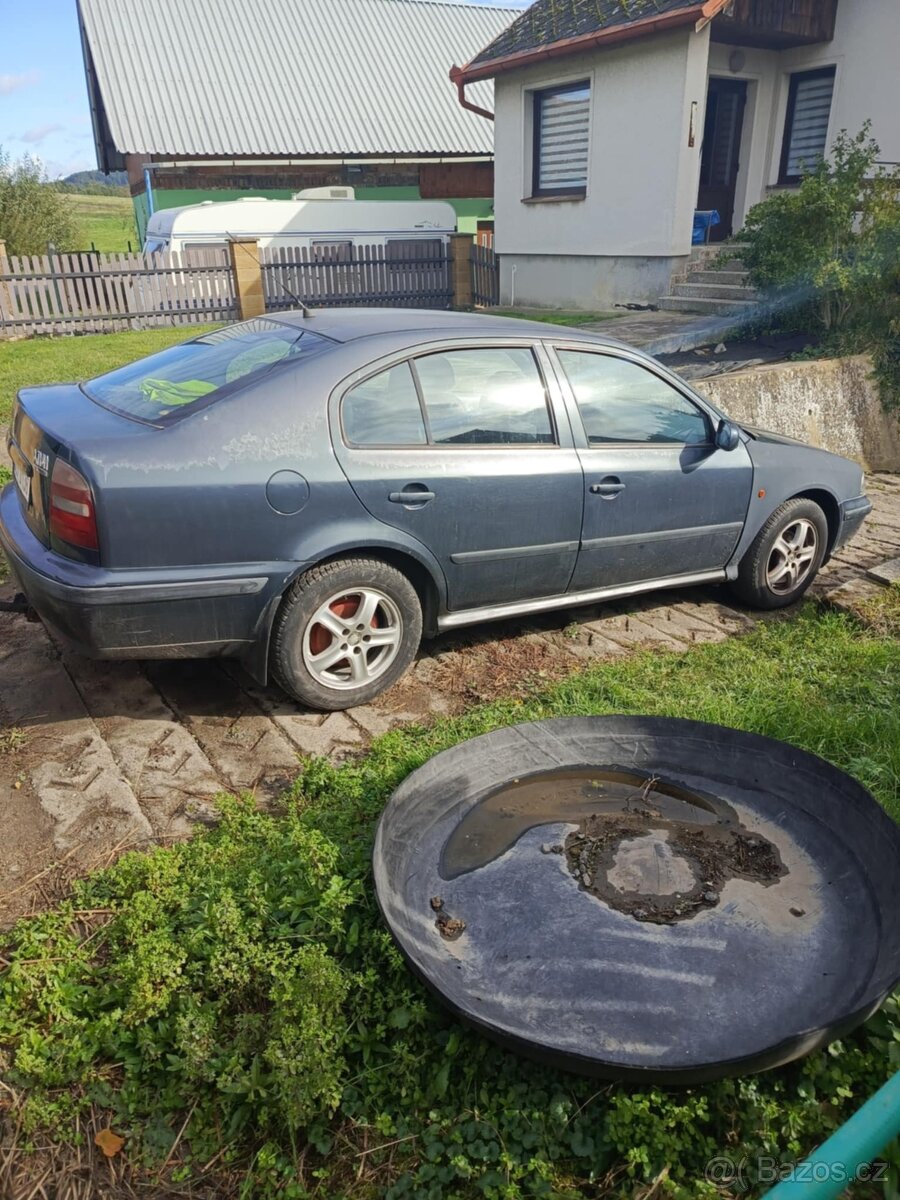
[730, 497, 829, 610]
[270, 557, 423, 711]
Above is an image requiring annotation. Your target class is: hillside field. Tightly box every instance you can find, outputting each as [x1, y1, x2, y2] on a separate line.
[67, 191, 138, 253]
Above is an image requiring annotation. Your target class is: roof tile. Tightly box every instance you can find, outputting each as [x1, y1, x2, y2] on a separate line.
[472, 0, 702, 67]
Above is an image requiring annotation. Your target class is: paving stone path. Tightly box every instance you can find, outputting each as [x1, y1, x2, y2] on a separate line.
[1, 475, 898, 924]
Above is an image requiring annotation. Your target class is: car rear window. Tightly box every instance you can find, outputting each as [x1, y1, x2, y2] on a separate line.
[83, 319, 334, 422]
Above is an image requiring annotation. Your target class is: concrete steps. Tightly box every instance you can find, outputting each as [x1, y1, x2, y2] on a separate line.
[658, 295, 758, 315]
[686, 269, 750, 286]
[667, 281, 759, 302]
[660, 244, 761, 316]
[690, 240, 743, 260]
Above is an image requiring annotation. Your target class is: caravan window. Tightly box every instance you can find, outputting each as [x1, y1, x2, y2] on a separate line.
[182, 241, 228, 254]
[312, 241, 354, 262]
[386, 239, 444, 264]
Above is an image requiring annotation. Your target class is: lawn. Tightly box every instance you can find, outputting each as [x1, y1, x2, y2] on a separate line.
[492, 307, 621, 327]
[68, 190, 139, 253]
[0, 325, 223, 426]
[1, 606, 898, 1199]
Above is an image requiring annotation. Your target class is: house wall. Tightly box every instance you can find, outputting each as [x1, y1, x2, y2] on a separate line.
[493, 27, 711, 309]
[710, 0, 900, 230]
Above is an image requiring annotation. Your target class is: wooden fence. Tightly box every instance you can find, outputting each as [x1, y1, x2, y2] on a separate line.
[0, 248, 237, 337]
[471, 242, 500, 308]
[0, 236, 498, 337]
[260, 242, 453, 312]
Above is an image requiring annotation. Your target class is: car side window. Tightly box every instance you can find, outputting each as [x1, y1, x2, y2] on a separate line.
[342, 362, 427, 446]
[413, 348, 555, 445]
[557, 350, 711, 446]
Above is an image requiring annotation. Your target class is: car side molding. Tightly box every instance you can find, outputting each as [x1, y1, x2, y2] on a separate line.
[436, 570, 727, 631]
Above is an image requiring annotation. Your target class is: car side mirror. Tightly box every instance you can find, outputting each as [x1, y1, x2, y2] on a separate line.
[715, 419, 740, 452]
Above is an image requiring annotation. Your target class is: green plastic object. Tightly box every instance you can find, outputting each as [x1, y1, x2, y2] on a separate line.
[139, 377, 217, 408]
[762, 1070, 900, 1198]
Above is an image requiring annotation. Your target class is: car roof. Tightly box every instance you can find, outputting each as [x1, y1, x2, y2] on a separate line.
[267, 306, 629, 349]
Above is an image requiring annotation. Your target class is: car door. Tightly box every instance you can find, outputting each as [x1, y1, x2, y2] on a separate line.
[332, 341, 584, 611]
[550, 344, 753, 591]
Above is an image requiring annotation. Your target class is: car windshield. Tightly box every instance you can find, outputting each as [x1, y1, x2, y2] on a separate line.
[83, 319, 333, 422]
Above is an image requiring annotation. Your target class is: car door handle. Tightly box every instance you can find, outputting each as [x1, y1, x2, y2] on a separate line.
[590, 478, 625, 498]
[389, 487, 436, 505]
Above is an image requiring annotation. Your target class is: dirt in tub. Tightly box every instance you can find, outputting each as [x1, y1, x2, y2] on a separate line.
[440, 768, 786, 926]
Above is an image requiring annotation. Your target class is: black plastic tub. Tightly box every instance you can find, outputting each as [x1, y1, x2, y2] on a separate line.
[373, 717, 900, 1084]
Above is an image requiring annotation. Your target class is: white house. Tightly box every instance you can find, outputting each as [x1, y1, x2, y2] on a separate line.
[451, 0, 900, 310]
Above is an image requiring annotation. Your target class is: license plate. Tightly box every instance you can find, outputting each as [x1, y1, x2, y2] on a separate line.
[12, 458, 31, 504]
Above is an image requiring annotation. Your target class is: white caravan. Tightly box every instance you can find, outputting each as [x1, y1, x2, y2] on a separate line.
[142, 187, 458, 257]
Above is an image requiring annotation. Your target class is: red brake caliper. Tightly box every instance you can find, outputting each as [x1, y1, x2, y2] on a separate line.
[309, 594, 380, 657]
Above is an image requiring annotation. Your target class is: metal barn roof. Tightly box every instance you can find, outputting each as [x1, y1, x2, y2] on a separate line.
[78, 0, 518, 162]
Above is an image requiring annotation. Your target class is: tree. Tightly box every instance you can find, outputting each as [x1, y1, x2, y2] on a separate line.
[0, 148, 81, 255]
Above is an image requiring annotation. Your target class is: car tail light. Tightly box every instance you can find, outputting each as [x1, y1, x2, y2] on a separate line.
[49, 459, 99, 552]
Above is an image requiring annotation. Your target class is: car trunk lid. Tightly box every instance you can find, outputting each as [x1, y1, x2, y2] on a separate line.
[9, 397, 55, 547]
[7, 384, 132, 553]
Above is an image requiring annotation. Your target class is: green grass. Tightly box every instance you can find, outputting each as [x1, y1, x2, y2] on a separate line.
[0, 325, 223, 426]
[67, 191, 138, 253]
[1, 607, 899, 1198]
[856, 581, 900, 639]
[491, 308, 621, 327]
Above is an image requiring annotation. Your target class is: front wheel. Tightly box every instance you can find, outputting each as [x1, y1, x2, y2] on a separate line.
[271, 557, 422, 710]
[730, 498, 828, 610]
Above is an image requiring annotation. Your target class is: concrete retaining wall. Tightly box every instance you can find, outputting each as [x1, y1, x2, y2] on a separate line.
[695, 355, 900, 473]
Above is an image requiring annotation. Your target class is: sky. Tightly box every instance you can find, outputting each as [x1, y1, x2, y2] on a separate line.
[1, 0, 530, 180]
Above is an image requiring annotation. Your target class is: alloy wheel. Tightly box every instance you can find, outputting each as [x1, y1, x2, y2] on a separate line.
[765, 518, 819, 595]
[302, 587, 403, 691]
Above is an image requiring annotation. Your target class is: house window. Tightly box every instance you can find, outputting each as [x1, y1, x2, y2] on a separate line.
[779, 67, 836, 184]
[532, 81, 590, 197]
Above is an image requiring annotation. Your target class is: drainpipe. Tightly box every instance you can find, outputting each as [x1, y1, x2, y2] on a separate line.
[143, 165, 156, 217]
[449, 66, 494, 121]
[762, 1071, 900, 1200]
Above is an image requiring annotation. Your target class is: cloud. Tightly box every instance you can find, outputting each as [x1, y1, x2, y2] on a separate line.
[21, 123, 65, 145]
[0, 71, 40, 96]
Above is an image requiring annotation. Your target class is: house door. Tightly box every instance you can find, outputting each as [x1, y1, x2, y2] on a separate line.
[697, 78, 747, 241]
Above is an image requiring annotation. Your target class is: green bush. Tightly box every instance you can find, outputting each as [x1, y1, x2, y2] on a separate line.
[0, 147, 81, 255]
[737, 126, 900, 409]
[2, 610, 899, 1197]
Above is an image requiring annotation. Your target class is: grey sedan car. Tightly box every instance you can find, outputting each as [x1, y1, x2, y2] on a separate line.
[1, 309, 871, 710]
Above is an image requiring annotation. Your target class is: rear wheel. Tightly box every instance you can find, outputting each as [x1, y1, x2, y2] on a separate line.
[271, 557, 422, 710]
[730, 498, 828, 609]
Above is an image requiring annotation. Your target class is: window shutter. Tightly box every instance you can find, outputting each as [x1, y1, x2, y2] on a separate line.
[784, 69, 835, 179]
[536, 83, 590, 193]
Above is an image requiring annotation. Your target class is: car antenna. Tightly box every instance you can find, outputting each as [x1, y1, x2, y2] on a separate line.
[226, 235, 314, 318]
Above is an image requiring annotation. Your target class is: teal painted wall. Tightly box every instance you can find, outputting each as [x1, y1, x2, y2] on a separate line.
[134, 186, 493, 242]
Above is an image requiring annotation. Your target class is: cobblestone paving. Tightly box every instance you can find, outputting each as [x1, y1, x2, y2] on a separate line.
[1, 475, 898, 924]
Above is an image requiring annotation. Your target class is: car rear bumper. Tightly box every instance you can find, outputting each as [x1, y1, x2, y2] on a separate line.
[834, 494, 873, 552]
[0, 484, 289, 661]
